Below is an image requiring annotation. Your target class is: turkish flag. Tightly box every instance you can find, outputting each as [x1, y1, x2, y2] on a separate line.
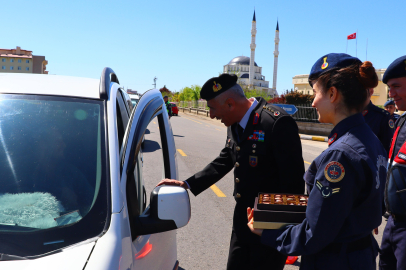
[347, 33, 356, 40]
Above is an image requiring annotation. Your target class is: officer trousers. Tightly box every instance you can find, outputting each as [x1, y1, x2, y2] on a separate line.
[379, 216, 406, 270]
[226, 229, 286, 270]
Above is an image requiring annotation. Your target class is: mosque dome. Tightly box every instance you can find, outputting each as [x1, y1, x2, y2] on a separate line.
[227, 56, 258, 66]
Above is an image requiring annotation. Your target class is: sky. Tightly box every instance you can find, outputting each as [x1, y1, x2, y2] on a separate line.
[2, 0, 405, 95]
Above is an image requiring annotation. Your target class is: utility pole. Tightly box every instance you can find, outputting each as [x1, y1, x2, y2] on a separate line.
[153, 77, 157, 89]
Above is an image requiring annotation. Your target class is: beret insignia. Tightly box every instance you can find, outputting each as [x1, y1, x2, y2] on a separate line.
[321, 57, 329, 69]
[213, 81, 222, 92]
[324, 161, 345, 183]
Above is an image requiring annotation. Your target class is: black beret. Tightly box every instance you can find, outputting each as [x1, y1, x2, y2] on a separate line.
[383, 55, 406, 84]
[309, 53, 362, 84]
[200, 73, 238, 101]
[384, 100, 395, 107]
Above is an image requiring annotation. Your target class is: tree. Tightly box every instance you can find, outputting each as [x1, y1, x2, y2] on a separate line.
[159, 85, 171, 94]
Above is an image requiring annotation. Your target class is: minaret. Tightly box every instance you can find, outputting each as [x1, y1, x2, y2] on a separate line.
[249, 11, 257, 89]
[270, 20, 279, 96]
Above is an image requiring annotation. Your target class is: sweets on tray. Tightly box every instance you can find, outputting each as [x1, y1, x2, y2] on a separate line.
[258, 193, 308, 208]
[253, 193, 309, 229]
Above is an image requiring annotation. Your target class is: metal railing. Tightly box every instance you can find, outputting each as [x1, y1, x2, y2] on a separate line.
[291, 104, 319, 123]
[175, 101, 319, 122]
[177, 100, 207, 109]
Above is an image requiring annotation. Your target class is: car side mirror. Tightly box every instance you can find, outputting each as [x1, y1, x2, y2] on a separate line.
[134, 186, 191, 236]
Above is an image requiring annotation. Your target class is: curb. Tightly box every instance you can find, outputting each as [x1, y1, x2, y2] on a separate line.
[300, 135, 328, 142]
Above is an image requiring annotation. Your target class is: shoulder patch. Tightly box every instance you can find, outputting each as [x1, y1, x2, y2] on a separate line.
[389, 119, 395, 128]
[324, 161, 345, 183]
[316, 180, 340, 198]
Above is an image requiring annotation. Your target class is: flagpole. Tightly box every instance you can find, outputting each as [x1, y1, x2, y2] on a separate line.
[366, 38, 368, 60]
[356, 29, 358, 57]
[346, 39, 348, 53]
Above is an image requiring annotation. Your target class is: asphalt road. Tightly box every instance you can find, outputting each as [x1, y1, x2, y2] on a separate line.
[142, 111, 387, 270]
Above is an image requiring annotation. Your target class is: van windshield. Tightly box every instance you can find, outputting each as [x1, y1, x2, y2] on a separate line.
[0, 94, 109, 258]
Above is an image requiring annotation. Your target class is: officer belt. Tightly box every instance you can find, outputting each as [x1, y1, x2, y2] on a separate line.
[320, 235, 371, 254]
[392, 214, 406, 222]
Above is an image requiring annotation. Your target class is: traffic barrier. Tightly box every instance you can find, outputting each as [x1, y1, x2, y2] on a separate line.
[299, 135, 328, 142]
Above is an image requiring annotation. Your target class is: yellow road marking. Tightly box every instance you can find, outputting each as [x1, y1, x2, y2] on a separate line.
[153, 121, 157, 124]
[215, 128, 221, 131]
[206, 125, 210, 127]
[304, 161, 311, 165]
[210, 184, 226, 197]
[177, 149, 187, 156]
[182, 116, 203, 125]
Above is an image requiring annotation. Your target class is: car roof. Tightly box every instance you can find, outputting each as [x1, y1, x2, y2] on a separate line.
[0, 73, 100, 99]
[129, 94, 140, 99]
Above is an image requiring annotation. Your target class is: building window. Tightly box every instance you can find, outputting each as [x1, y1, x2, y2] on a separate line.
[26, 60, 29, 63]
[1, 59, 5, 62]
[10, 59, 14, 63]
[2, 66, 5, 69]
[10, 66, 14, 70]
[26, 67, 29, 71]
[18, 59, 22, 63]
[18, 66, 21, 70]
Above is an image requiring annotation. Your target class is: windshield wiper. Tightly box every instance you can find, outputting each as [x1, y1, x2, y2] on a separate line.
[0, 253, 27, 261]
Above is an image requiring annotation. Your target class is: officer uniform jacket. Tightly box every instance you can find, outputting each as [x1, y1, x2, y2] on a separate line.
[380, 113, 406, 269]
[363, 101, 394, 153]
[261, 113, 387, 270]
[390, 113, 400, 122]
[186, 97, 305, 242]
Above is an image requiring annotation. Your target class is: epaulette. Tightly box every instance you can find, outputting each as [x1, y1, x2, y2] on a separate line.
[261, 104, 287, 118]
[371, 104, 390, 116]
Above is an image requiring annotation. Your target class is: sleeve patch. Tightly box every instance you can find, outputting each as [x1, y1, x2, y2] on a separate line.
[389, 119, 395, 128]
[324, 161, 345, 183]
[316, 180, 341, 198]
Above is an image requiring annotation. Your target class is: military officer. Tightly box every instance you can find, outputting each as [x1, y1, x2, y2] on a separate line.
[379, 55, 406, 270]
[247, 53, 388, 270]
[384, 99, 400, 122]
[362, 90, 394, 153]
[157, 73, 305, 269]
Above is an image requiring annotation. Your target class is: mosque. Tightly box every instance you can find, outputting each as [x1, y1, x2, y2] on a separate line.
[223, 11, 279, 97]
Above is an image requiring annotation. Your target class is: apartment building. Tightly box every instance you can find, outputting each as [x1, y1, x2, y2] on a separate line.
[0, 46, 48, 74]
[292, 69, 388, 106]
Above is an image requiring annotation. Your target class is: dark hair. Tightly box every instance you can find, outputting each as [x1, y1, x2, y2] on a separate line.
[310, 61, 378, 112]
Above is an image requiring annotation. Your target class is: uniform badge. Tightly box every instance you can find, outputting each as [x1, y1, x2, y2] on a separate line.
[324, 161, 345, 183]
[321, 57, 329, 69]
[213, 81, 222, 92]
[248, 130, 265, 142]
[249, 156, 258, 167]
[274, 111, 280, 117]
[362, 110, 368, 116]
[316, 180, 340, 198]
[253, 113, 259, 125]
[389, 119, 395, 128]
[328, 133, 337, 145]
